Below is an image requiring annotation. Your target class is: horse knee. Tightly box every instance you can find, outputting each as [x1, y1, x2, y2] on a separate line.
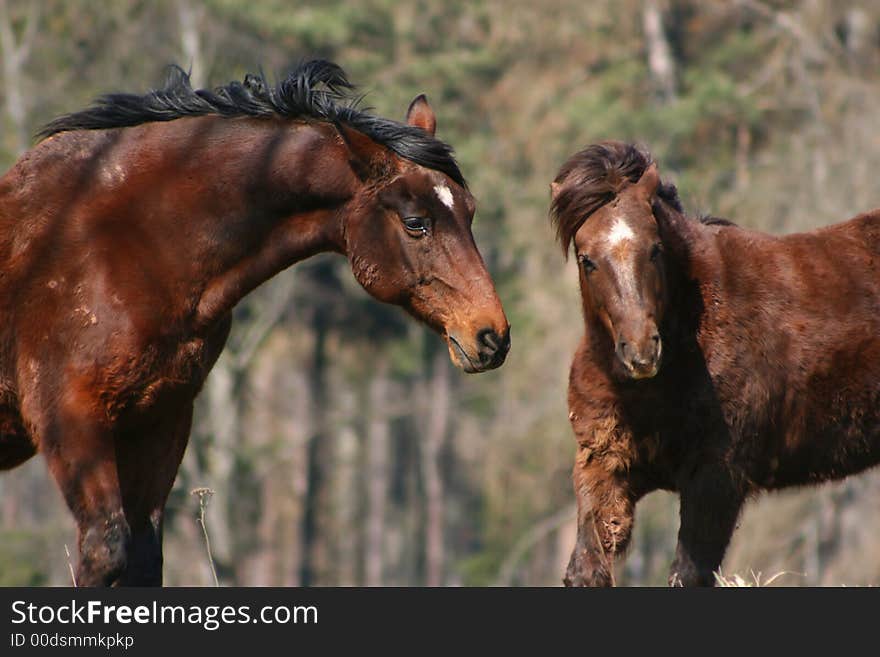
[77, 512, 130, 586]
[567, 468, 636, 586]
[595, 510, 634, 557]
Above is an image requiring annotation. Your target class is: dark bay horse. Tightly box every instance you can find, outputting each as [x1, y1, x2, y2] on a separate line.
[551, 141, 880, 586]
[0, 60, 510, 586]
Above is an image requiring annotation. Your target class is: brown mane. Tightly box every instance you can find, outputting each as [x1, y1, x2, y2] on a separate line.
[550, 141, 685, 257]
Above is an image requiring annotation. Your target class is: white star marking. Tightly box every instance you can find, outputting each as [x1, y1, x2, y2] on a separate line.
[434, 184, 454, 210]
[607, 217, 635, 245]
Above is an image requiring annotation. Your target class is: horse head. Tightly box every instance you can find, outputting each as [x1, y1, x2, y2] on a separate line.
[340, 96, 510, 373]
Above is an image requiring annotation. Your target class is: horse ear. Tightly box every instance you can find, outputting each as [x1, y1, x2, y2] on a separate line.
[406, 94, 437, 136]
[550, 181, 562, 201]
[634, 162, 661, 200]
[337, 122, 389, 181]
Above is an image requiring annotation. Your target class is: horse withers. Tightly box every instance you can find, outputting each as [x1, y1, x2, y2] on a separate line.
[0, 61, 509, 585]
[551, 141, 880, 586]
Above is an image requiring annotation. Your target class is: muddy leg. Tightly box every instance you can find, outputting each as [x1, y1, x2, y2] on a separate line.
[117, 404, 194, 586]
[564, 450, 635, 587]
[41, 412, 129, 587]
[669, 466, 743, 587]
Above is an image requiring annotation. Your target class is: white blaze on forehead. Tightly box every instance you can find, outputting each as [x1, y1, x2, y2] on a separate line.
[603, 216, 640, 301]
[606, 217, 635, 245]
[434, 184, 455, 210]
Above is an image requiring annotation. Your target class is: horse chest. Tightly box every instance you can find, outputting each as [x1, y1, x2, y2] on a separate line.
[167, 337, 213, 381]
[123, 328, 229, 417]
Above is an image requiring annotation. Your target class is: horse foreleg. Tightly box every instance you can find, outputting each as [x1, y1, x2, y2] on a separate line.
[669, 465, 743, 587]
[40, 410, 130, 587]
[564, 450, 635, 587]
[117, 404, 194, 586]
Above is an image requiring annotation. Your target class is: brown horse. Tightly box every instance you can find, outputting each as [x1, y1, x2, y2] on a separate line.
[551, 141, 880, 586]
[0, 61, 509, 586]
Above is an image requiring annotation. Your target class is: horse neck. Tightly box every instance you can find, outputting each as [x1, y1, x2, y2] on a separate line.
[653, 204, 708, 354]
[114, 117, 360, 328]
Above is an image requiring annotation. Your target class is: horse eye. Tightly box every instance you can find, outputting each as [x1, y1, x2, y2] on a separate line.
[579, 254, 597, 273]
[650, 243, 663, 261]
[402, 216, 431, 236]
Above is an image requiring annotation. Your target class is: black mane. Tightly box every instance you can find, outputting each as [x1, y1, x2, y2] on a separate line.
[37, 60, 465, 187]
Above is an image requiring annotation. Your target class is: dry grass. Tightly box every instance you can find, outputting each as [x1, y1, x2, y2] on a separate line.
[714, 569, 800, 587]
[64, 544, 76, 587]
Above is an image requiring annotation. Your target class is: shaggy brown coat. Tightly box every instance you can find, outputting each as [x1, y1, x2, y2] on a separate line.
[553, 141, 880, 586]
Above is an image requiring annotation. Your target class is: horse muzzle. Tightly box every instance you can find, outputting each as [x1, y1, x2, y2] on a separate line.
[447, 327, 511, 373]
[616, 333, 662, 380]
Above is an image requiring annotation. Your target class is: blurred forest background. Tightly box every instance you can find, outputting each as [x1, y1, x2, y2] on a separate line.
[1, 0, 879, 586]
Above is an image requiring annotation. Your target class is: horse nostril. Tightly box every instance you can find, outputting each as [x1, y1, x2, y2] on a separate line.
[496, 329, 511, 354]
[652, 334, 660, 343]
[479, 329, 498, 352]
[477, 328, 510, 362]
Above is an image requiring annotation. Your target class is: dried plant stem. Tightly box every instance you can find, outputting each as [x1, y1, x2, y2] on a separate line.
[64, 544, 77, 587]
[191, 487, 219, 587]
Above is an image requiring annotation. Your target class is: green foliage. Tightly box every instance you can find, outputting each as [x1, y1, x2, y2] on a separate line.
[206, 0, 392, 54]
[0, 531, 51, 586]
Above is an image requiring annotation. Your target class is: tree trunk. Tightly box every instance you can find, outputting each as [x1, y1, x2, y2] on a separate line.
[642, 0, 676, 103]
[364, 358, 390, 586]
[299, 311, 332, 585]
[281, 366, 312, 586]
[0, 0, 37, 156]
[735, 123, 751, 191]
[176, 0, 206, 88]
[202, 355, 239, 578]
[421, 349, 449, 587]
[333, 420, 359, 585]
[843, 8, 872, 73]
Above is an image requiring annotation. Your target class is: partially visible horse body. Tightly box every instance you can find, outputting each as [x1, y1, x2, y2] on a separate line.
[552, 141, 880, 586]
[0, 61, 509, 586]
